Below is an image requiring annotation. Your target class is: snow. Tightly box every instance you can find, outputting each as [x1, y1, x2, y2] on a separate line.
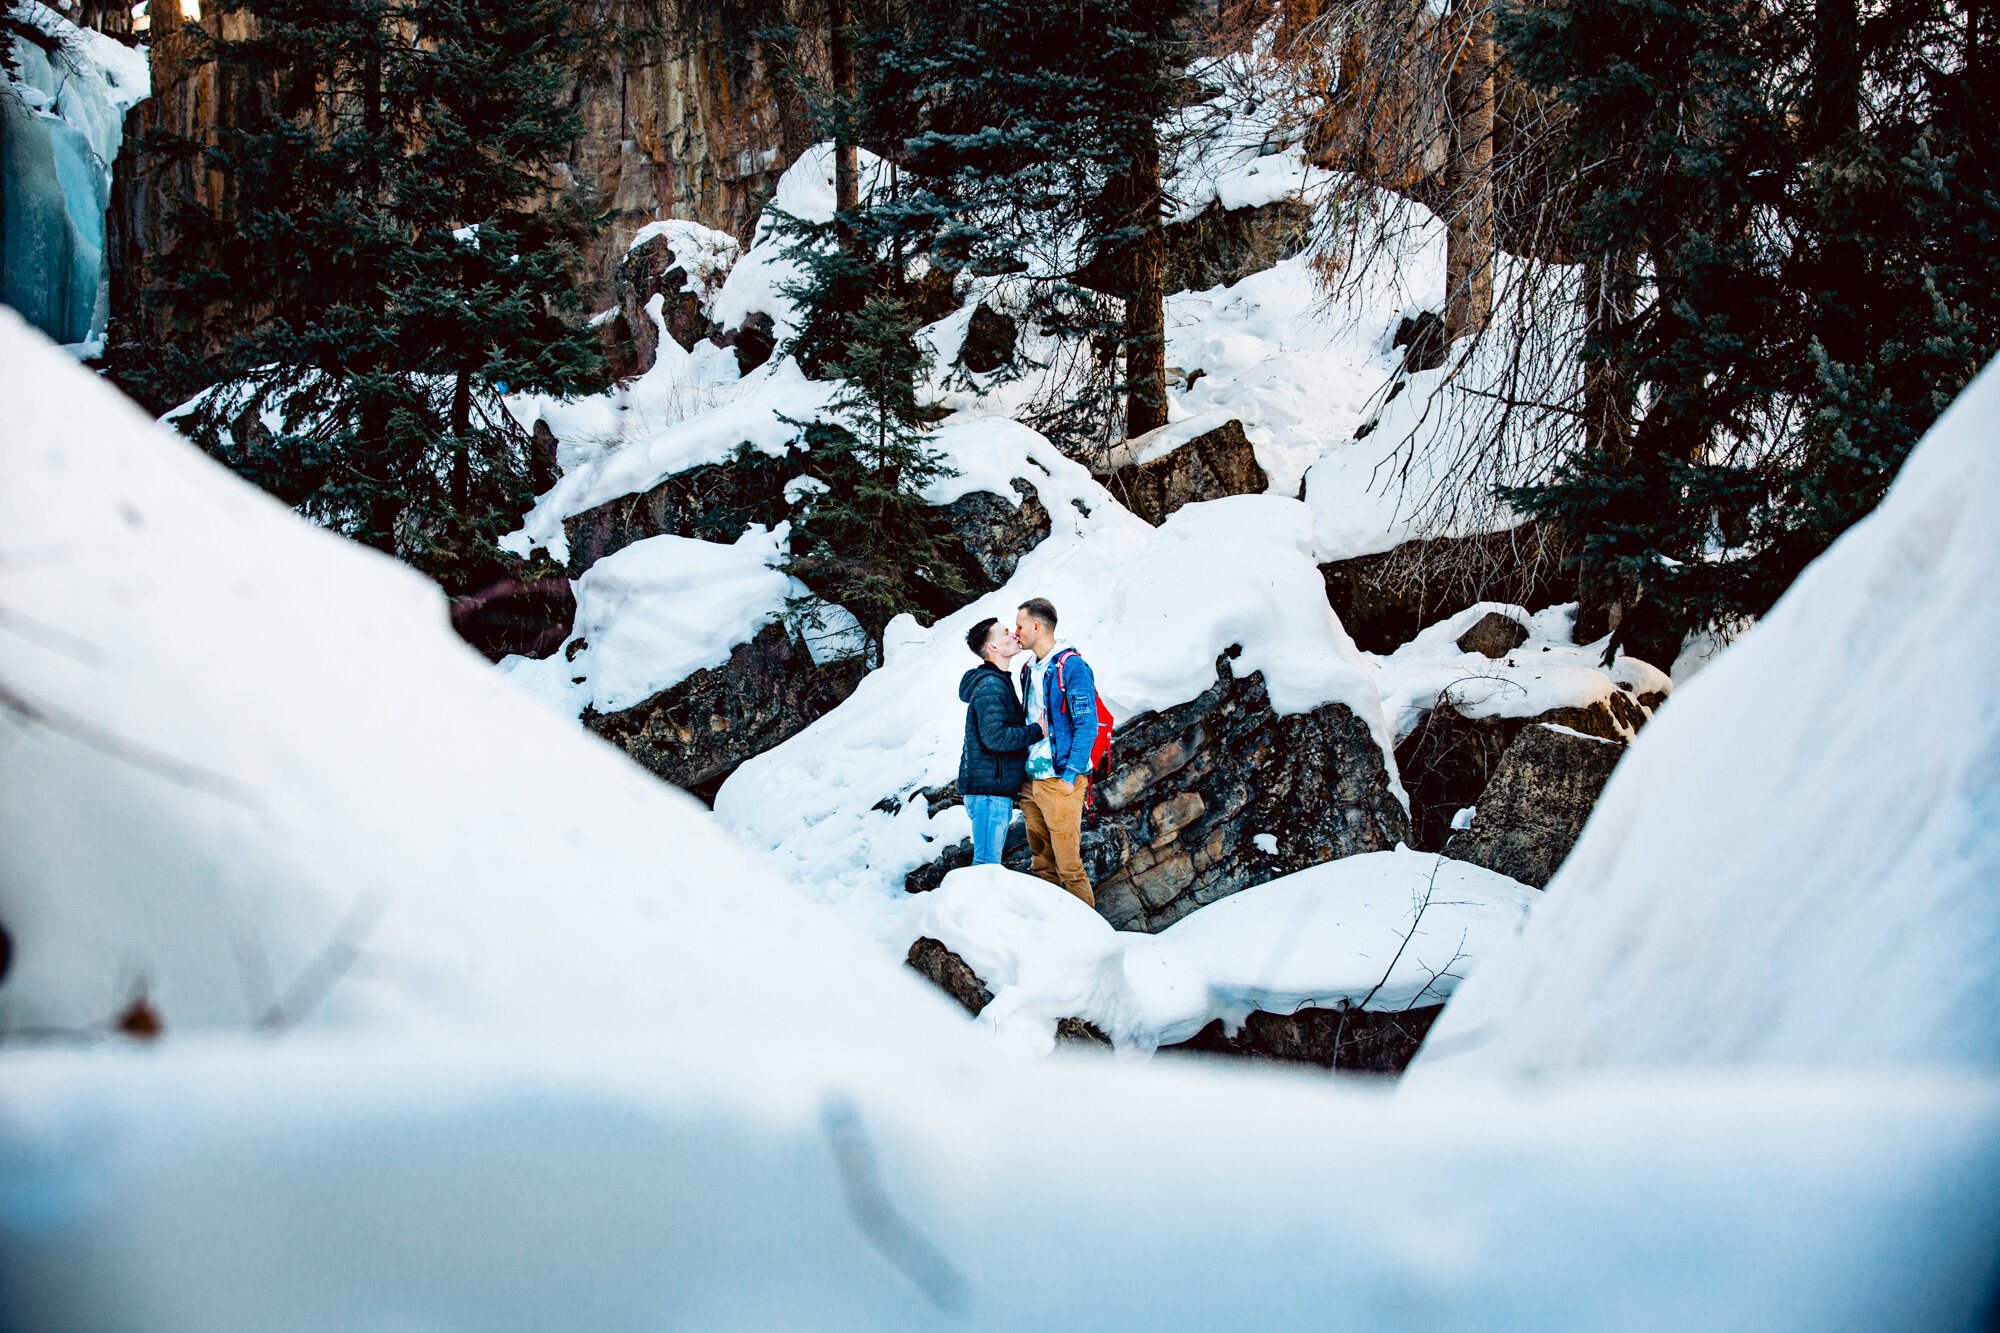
[623, 217, 742, 318]
[1371, 602, 1672, 741]
[1411, 358, 2000, 1078]
[0, 306, 961, 1045]
[906, 853, 1534, 1058]
[7, 1036, 1998, 1332]
[715, 488, 1401, 942]
[500, 355, 832, 563]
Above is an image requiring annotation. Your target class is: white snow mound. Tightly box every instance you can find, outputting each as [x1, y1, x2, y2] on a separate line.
[0, 306, 966, 1046]
[907, 852, 1536, 1058]
[1413, 359, 2000, 1077]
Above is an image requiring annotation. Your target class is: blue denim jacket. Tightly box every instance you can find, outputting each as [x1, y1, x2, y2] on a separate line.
[1019, 647, 1098, 782]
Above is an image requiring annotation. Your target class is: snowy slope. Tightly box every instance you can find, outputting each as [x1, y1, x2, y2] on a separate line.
[0, 306, 964, 1045]
[1412, 360, 2000, 1077]
[714, 485, 1399, 942]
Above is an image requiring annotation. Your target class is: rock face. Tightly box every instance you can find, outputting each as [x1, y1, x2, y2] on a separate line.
[1396, 691, 1658, 853]
[1320, 524, 1574, 654]
[907, 653, 1408, 930]
[562, 461, 792, 578]
[903, 936, 1437, 1071]
[583, 620, 865, 799]
[1103, 419, 1269, 527]
[1163, 199, 1313, 295]
[108, 1, 819, 359]
[1444, 722, 1625, 888]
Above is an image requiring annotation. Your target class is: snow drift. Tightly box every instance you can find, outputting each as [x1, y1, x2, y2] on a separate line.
[1414, 359, 2000, 1077]
[0, 306, 960, 1045]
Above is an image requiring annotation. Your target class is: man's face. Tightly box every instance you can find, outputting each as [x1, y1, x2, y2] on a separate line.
[1014, 609, 1042, 653]
[986, 624, 1021, 661]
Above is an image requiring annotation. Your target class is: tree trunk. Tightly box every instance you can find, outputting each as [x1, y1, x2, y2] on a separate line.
[450, 368, 473, 513]
[829, 0, 858, 227]
[1573, 248, 1636, 646]
[1122, 128, 1168, 439]
[1443, 0, 1495, 342]
[1805, 0, 1861, 151]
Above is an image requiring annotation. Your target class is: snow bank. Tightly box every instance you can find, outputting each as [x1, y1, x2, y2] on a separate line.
[6, 1033, 1996, 1331]
[715, 486, 1399, 941]
[498, 523, 866, 719]
[0, 306, 963, 1045]
[906, 853, 1535, 1058]
[1413, 360, 2000, 1078]
[1373, 602, 1672, 741]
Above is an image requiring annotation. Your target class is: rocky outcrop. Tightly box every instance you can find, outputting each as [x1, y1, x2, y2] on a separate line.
[903, 936, 1436, 1071]
[582, 620, 865, 800]
[1102, 419, 1269, 527]
[561, 460, 790, 578]
[1396, 690, 1658, 853]
[1320, 524, 1574, 654]
[600, 229, 733, 379]
[907, 652, 1408, 930]
[1444, 722, 1625, 888]
[1167, 1004, 1443, 1073]
[940, 479, 1051, 589]
[1163, 199, 1313, 296]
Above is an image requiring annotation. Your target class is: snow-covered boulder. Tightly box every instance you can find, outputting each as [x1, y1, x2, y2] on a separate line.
[1413, 360, 2000, 1078]
[603, 219, 742, 378]
[0, 306, 963, 1045]
[1100, 417, 1270, 526]
[902, 853, 1536, 1062]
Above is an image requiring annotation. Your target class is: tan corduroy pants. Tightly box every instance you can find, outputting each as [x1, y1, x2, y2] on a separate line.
[1018, 776, 1094, 907]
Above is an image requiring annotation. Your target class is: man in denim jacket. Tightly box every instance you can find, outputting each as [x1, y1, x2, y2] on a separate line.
[1013, 597, 1098, 906]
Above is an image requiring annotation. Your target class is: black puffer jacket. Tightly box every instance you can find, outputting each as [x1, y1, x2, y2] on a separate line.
[958, 664, 1043, 797]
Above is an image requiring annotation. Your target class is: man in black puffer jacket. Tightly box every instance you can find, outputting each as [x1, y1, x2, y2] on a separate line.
[959, 616, 1043, 865]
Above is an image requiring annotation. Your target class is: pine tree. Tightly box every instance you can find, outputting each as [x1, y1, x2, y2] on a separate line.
[1498, 0, 1997, 662]
[119, 0, 605, 593]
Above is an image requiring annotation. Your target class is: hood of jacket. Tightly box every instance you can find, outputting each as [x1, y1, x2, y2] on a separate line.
[959, 663, 1006, 702]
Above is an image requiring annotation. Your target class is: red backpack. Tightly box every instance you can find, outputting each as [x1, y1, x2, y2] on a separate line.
[1048, 647, 1115, 775]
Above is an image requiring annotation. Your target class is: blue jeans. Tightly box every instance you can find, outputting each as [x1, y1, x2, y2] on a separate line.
[965, 794, 1015, 866]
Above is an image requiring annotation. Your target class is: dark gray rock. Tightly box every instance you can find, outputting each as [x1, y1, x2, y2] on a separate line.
[906, 937, 993, 1015]
[1165, 1003, 1443, 1073]
[958, 303, 1019, 374]
[1456, 610, 1530, 659]
[716, 311, 776, 375]
[1397, 692, 1658, 853]
[601, 232, 723, 379]
[1393, 311, 1447, 373]
[1103, 419, 1269, 527]
[1320, 524, 1574, 654]
[583, 621, 866, 799]
[1445, 722, 1627, 888]
[449, 576, 577, 662]
[942, 478, 1051, 591]
[1163, 199, 1313, 295]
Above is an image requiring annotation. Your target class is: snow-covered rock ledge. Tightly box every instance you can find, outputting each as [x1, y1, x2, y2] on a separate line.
[902, 853, 1536, 1062]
